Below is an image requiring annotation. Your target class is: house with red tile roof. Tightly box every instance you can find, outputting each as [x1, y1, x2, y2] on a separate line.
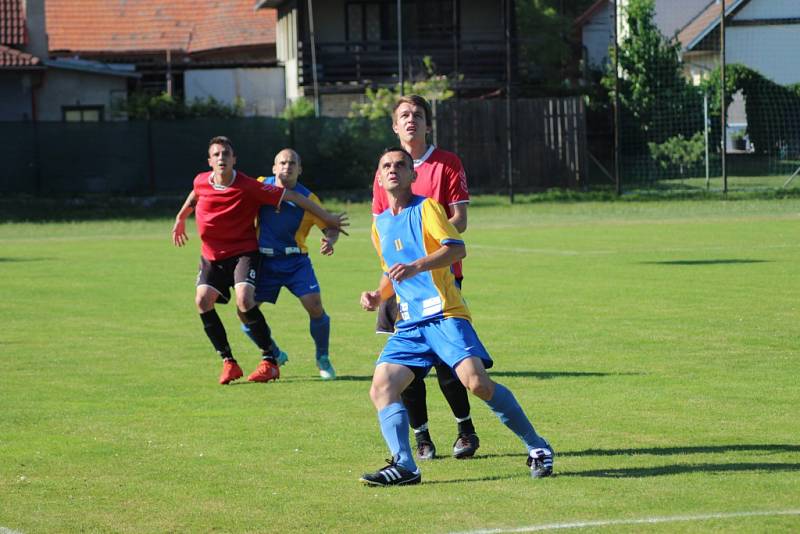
[678, 0, 800, 86]
[1, 0, 138, 121]
[45, 0, 284, 116]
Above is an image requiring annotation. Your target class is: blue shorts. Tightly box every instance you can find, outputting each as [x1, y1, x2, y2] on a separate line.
[254, 254, 320, 304]
[377, 317, 493, 372]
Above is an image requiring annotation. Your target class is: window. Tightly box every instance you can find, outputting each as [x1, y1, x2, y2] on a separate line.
[345, 2, 396, 44]
[63, 106, 104, 122]
[345, 1, 455, 43]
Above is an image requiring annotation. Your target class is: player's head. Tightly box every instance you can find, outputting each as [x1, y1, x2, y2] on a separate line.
[392, 95, 432, 144]
[273, 148, 302, 188]
[207, 136, 236, 176]
[377, 147, 416, 194]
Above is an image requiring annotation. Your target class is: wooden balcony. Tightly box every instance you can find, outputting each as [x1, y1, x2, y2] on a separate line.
[298, 38, 513, 90]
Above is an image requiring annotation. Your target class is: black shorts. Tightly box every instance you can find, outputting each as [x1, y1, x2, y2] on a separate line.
[197, 252, 258, 304]
[375, 277, 463, 334]
[375, 298, 398, 334]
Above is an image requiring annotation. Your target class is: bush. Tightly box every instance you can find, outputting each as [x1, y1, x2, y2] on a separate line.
[118, 92, 244, 120]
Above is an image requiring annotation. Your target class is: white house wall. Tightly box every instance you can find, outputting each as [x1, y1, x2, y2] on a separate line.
[736, 0, 799, 20]
[582, 2, 613, 69]
[727, 25, 800, 84]
[185, 68, 286, 117]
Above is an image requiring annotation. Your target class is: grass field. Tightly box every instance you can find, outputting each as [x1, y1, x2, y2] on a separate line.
[1, 198, 799, 533]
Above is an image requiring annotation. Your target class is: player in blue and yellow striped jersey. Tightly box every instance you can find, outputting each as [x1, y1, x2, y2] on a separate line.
[358, 147, 554, 486]
[241, 149, 339, 380]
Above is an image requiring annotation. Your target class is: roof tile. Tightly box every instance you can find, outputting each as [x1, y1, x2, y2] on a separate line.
[0, 0, 26, 45]
[0, 44, 40, 67]
[45, 1, 276, 55]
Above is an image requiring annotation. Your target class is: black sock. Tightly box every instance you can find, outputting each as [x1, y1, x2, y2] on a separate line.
[414, 429, 432, 445]
[457, 418, 476, 436]
[240, 306, 276, 356]
[401, 374, 429, 430]
[435, 362, 473, 420]
[200, 309, 232, 360]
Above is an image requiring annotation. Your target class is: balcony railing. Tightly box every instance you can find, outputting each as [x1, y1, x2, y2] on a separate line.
[298, 38, 513, 88]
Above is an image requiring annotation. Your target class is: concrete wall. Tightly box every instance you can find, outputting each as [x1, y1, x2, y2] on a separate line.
[35, 69, 128, 121]
[185, 68, 286, 117]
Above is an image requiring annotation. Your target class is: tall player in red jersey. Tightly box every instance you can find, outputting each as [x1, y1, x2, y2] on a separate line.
[371, 95, 479, 461]
[172, 136, 347, 385]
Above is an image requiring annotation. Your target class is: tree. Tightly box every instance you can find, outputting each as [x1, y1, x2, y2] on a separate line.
[515, 0, 572, 88]
[602, 0, 702, 152]
[349, 57, 455, 121]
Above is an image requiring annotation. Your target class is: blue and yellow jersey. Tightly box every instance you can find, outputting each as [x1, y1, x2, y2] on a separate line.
[372, 195, 470, 330]
[256, 176, 326, 256]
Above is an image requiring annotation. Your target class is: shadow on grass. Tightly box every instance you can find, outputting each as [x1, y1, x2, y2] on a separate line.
[561, 462, 800, 478]
[422, 473, 521, 485]
[256, 371, 631, 383]
[561, 444, 800, 457]
[641, 259, 770, 266]
[0, 257, 55, 263]
[489, 371, 639, 380]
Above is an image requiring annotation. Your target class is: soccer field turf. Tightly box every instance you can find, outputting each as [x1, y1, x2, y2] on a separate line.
[1, 198, 799, 532]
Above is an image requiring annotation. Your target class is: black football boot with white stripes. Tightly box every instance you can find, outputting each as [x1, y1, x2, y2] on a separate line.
[527, 446, 554, 478]
[360, 457, 421, 486]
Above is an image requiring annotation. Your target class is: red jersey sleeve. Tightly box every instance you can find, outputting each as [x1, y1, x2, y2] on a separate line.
[242, 174, 285, 207]
[443, 154, 470, 205]
[371, 170, 388, 215]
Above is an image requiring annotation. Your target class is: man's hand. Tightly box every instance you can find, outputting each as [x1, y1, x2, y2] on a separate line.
[324, 212, 350, 236]
[320, 228, 339, 256]
[387, 262, 420, 283]
[360, 290, 382, 311]
[172, 219, 188, 247]
[320, 236, 335, 256]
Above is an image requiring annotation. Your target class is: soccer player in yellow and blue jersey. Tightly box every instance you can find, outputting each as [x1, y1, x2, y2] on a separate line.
[358, 147, 553, 486]
[241, 148, 339, 380]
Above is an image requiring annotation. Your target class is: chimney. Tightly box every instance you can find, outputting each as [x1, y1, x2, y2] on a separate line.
[22, 0, 49, 59]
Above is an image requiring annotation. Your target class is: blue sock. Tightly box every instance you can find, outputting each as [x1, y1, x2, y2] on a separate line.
[485, 383, 549, 452]
[378, 402, 417, 472]
[309, 313, 330, 359]
[241, 323, 280, 355]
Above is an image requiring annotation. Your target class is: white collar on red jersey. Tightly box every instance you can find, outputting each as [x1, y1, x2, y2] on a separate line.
[414, 145, 435, 168]
[209, 170, 237, 190]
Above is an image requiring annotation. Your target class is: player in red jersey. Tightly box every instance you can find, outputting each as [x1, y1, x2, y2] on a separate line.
[370, 95, 479, 461]
[172, 136, 347, 385]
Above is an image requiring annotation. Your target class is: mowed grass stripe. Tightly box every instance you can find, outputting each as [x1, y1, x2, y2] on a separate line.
[1, 198, 798, 533]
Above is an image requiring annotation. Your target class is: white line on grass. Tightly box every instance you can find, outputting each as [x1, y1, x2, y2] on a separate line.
[469, 243, 799, 256]
[0, 527, 24, 534]
[451, 509, 800, 533]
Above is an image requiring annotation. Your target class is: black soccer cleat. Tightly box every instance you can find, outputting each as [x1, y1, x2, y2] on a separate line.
[414, 430, 436, 461]
[452, 433, 480, 459]
[360, 458, 422, 487]
[526, 446, 554, 478]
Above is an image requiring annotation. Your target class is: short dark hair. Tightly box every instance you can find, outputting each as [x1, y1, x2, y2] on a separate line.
[380, 146, 414, 168]
[392, 95, 432, 128]
[208, 136, 234, 153]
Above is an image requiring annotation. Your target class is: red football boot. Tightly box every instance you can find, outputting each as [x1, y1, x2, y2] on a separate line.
[219, 360, 244, 385]
[247, 360, 280, 383]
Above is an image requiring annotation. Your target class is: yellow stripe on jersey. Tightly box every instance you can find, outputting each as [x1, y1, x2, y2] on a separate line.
[294, 192, 326, 254]
[419, 198, 470, 322]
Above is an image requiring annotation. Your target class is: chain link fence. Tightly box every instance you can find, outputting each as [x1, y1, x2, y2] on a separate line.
[605, 0, 800, 195]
